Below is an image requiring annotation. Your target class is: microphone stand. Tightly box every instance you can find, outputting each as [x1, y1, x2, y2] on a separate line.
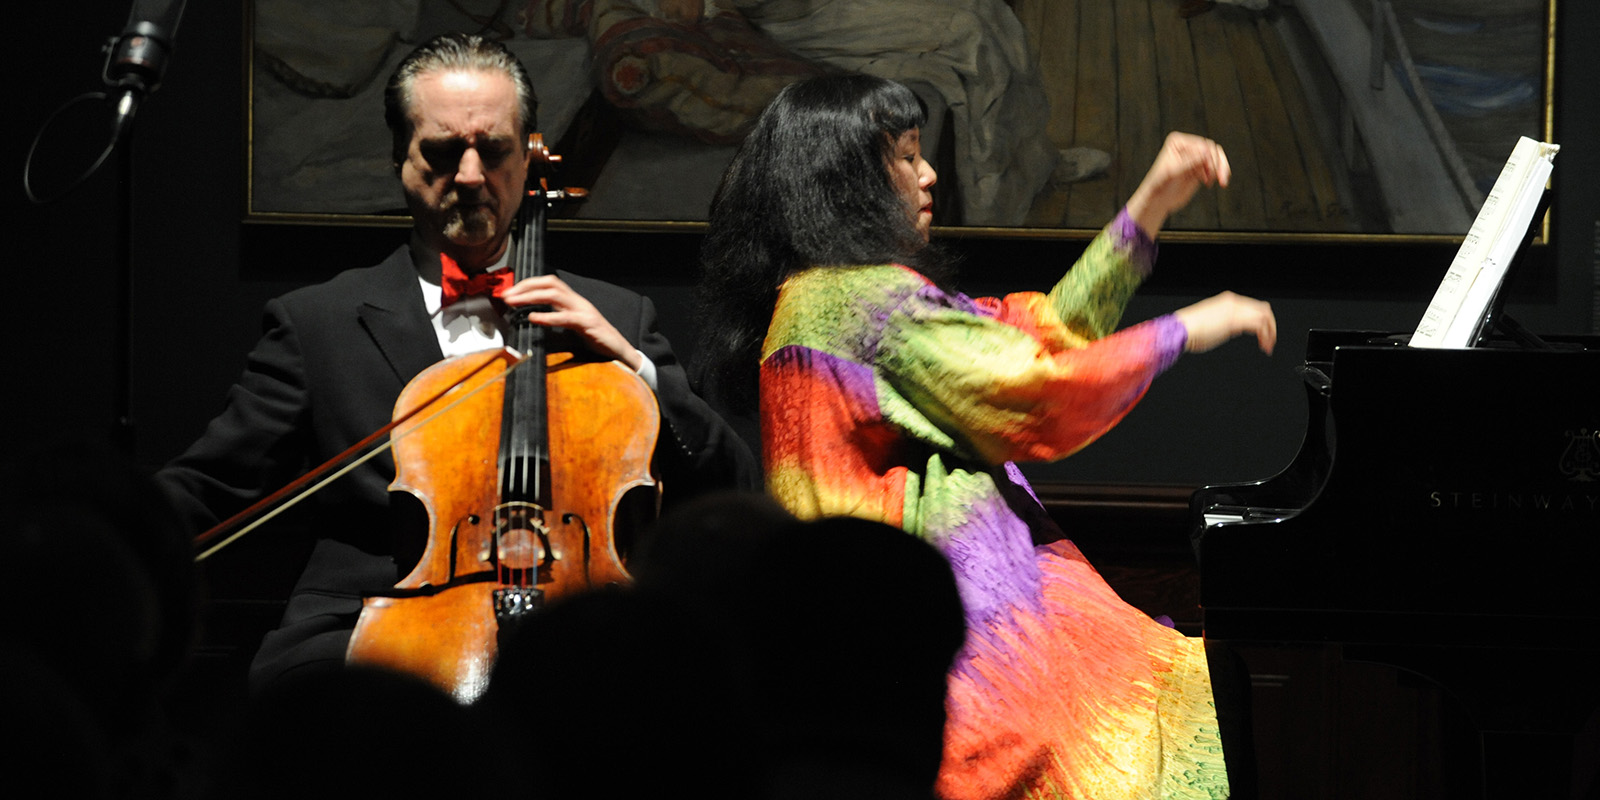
[25, 8, 182, 455]
[103, 19, 172, 456]
[114, 106, 136, 454]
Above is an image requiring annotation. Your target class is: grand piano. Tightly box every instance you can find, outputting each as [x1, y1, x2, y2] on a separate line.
[1192, 328, 1600, 798]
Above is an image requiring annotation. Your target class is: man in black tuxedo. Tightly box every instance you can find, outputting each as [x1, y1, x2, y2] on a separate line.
[158, 33, 757, 690]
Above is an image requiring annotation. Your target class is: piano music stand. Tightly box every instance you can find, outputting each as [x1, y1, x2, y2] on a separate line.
[1470, 192, 1556, 351]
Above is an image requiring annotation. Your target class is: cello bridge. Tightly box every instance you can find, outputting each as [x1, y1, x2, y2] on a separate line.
[490, 501, 553, 570]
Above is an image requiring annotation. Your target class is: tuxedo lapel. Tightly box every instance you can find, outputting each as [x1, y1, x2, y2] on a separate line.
[356, 247, 445, 385]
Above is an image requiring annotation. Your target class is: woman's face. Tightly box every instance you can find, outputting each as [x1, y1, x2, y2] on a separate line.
[887, 129, 937, 241]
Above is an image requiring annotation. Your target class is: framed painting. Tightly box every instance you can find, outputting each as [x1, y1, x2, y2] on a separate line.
[246, 0, 1556, 242]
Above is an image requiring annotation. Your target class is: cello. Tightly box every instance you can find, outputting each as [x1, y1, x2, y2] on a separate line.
[343, 135, 659, 702]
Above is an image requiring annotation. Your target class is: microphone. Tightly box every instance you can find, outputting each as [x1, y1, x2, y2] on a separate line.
[104, 0, 187, 126]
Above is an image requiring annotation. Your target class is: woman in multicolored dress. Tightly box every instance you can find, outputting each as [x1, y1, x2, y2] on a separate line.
[694, 74, 1276, 800]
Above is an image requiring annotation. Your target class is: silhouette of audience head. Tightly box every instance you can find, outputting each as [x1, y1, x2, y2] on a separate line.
[740, 514, 966, 797]
[480, 586, 759, 800]
[628, 489, 797, 609]
[0, 441, 197, 713]
[627, 491, 967, 798]
[0, 441, 199, 797]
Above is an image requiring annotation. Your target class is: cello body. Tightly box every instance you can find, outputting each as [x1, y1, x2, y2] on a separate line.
[347, 348, 659, 702]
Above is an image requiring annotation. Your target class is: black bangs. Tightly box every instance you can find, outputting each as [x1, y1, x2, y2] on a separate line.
[866, 79, 928, 139]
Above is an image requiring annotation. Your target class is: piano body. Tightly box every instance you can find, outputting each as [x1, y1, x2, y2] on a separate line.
[1193, 329, 1600, 798]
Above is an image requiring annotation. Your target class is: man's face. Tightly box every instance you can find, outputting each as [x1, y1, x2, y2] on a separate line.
[399, 68, 530, 266]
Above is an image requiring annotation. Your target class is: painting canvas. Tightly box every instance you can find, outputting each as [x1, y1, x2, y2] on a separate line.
[247, 0, 1554, 240]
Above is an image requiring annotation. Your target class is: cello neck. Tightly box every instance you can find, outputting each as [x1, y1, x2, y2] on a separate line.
[499, 135, 554, 507]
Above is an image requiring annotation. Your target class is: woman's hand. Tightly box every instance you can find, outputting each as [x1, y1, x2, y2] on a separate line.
[1173, 291, 1277, 355]
[499, 274, 644, 370]
[1126, 132, 1231, 236]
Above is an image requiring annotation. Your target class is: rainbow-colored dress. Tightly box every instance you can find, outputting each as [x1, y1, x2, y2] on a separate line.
[761, 212, 1229, 799]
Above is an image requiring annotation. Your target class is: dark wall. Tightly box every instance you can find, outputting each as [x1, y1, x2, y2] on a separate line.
[10, 1, 1597, 491]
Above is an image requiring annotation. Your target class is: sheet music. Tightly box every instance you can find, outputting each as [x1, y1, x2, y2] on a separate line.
[1409, 137, 1559, 348]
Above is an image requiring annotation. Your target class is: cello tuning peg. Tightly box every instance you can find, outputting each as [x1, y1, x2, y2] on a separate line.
[546, 187, 588, 201]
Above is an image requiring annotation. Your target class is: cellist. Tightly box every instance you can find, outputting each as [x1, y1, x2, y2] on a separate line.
[157, 33, 757, 692]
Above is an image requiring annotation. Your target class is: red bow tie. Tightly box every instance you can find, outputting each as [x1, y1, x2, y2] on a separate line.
[439, 252, 515, 307]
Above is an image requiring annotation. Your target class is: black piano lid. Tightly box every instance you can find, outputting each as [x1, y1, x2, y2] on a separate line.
[1195, 329, 1600, 647]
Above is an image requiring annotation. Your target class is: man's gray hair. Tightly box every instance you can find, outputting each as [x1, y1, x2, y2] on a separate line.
[383, 32, 539, 167]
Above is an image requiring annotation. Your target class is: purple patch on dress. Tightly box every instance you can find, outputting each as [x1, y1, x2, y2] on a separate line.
[1148, 314, 1188, 373]
[767, 345, 880, 411]
[1114, 208, 1159, 275]
[938, 491, 1046, 625]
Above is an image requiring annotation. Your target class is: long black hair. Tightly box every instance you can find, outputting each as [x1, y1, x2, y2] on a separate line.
[694, 74, 954, 414]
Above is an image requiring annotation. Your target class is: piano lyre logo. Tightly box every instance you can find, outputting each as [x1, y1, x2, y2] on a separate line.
[1559, 428, 1600, 482]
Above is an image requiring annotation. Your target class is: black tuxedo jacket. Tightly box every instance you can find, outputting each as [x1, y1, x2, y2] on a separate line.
[159, 245, 756, 687]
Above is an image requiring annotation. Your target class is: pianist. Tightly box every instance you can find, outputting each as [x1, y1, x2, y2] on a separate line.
[694, 75, 1277, 800]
